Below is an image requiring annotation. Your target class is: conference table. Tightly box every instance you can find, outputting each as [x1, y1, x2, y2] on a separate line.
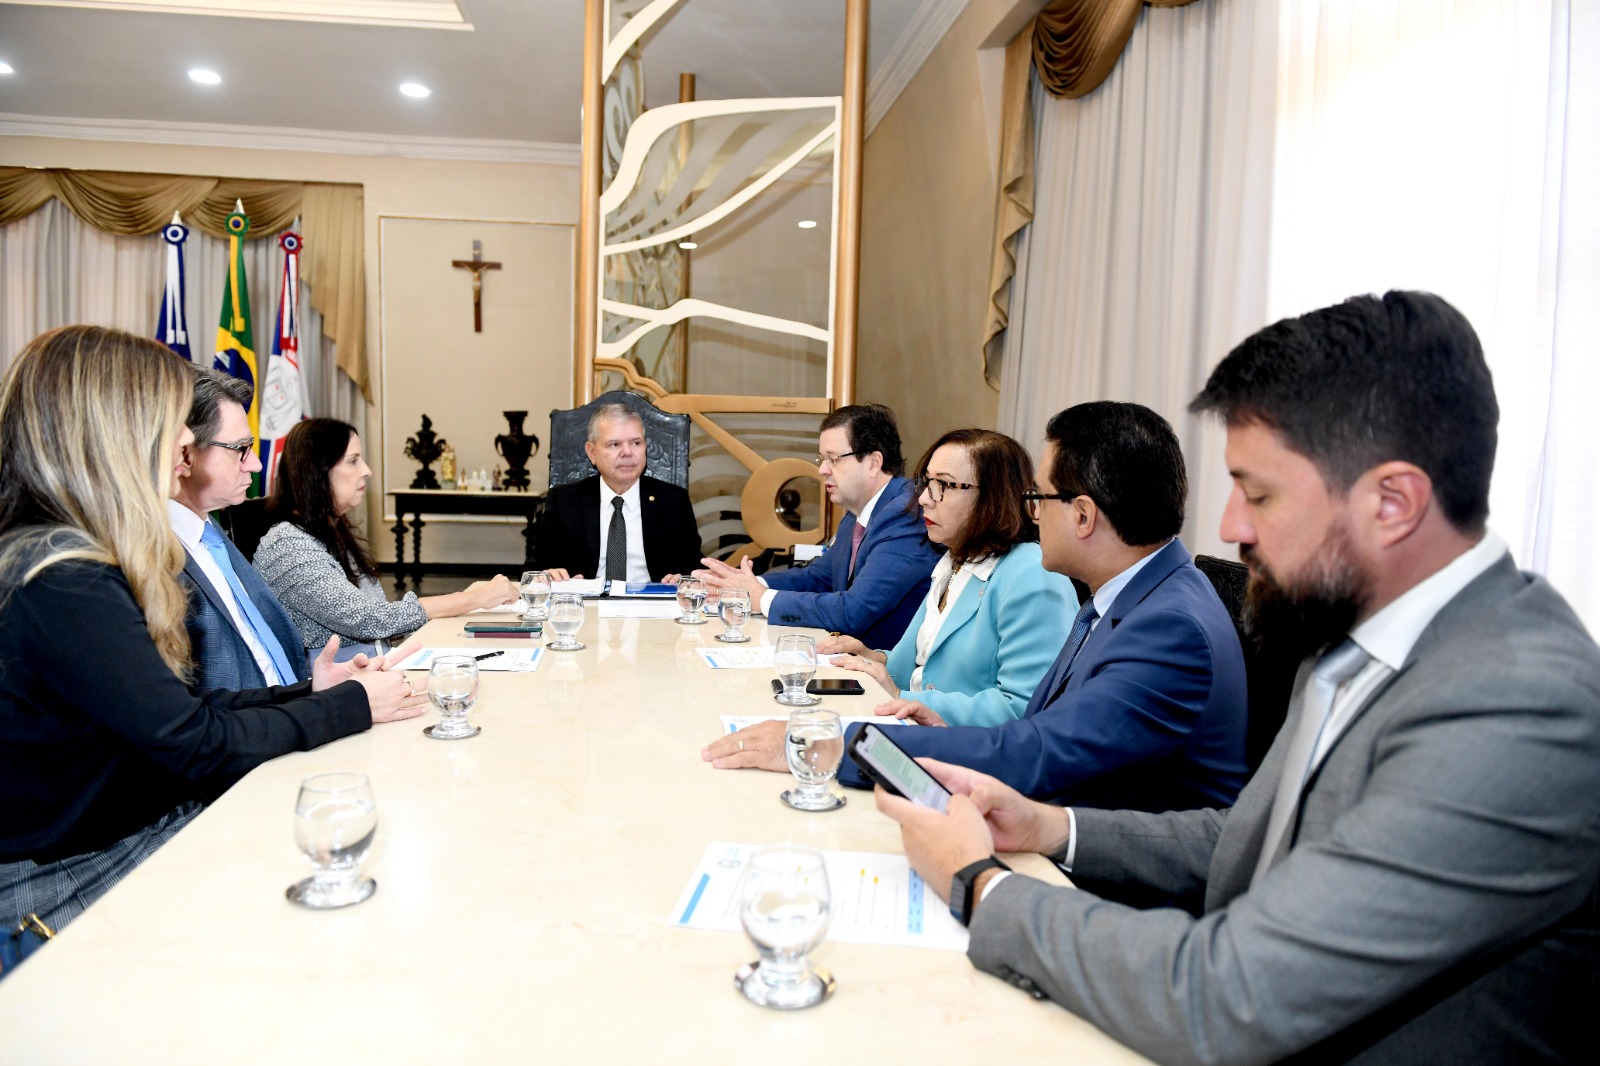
[1, 608, 1149, 1065]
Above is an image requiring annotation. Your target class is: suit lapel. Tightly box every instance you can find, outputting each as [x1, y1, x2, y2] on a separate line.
[1046, 540, 1191, 702]
[835, 512, 857, 590]
[181, 551, 232, 621]
[926, 572, 983, 658]
[580, 477, 603, 576]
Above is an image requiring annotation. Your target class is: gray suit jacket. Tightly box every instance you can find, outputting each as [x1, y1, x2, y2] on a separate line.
[180, 536, 312, 692]
[969, 554, 1600, 1065]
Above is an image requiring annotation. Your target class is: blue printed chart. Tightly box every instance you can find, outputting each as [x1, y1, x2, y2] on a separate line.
[669, 841, 969, 951]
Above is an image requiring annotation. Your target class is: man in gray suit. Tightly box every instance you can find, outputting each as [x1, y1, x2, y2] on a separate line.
[876, 291, 1598, 1064]
[168, 366, 311, 691]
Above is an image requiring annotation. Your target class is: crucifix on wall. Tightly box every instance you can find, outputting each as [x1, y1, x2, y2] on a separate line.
[452, 240, 502, 332]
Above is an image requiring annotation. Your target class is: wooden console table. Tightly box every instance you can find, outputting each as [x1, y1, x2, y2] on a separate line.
[387, 489, 544, 587]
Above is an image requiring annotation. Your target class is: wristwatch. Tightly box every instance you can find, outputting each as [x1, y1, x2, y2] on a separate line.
[949, 856, 1011, 927]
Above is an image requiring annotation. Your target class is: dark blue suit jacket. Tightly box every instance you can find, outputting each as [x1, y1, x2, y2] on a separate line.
[763, 476, 940, 649]
[180, 532, 312, 693]
[840, 539, 1248, 811]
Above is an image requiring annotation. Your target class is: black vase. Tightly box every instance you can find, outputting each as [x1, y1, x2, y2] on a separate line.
[494, 411, 540, 492]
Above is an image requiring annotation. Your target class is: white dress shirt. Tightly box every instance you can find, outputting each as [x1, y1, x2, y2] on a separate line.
[166, 499, 291, 686]
[597, 479, 651, 584]
[758, 480, 892, 618]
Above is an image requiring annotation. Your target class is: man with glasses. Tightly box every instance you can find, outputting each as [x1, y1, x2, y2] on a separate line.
[698, 403, 939, 648]
[168, 366, 311, 690]
[836, 401, 1247, 814]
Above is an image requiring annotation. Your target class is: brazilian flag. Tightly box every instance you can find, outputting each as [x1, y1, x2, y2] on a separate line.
[213, 206, 261, 493]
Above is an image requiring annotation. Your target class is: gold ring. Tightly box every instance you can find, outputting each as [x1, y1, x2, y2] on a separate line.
[738, 740, 745, 751]
[402, 678, 415, 698]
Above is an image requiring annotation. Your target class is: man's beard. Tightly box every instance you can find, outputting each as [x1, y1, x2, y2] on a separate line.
[1240, 524, 1372, 665]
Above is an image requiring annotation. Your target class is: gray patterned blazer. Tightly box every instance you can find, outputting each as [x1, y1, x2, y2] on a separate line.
[254, 522, 428, 651]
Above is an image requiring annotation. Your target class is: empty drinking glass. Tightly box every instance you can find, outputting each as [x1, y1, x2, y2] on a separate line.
[519, 570, 551, 622]
[781, 707, 845, 811]
[716, 586, 751, 643]
[735, 845, 835, 1009]
[675, 575, 708, 625]
[547, 592, 587, 651]
[424, 654, 481, 739]
[287, 772, 379, 908]
[774, 633, 819, 706]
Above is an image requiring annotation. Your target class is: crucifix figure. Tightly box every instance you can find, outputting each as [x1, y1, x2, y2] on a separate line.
[451, 240, 502, 332]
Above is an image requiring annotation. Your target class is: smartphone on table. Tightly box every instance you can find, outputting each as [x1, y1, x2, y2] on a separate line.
[846, 723, 952, 812]
[769, 678, 867, 696]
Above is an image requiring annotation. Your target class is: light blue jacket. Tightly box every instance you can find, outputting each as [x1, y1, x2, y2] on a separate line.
[882, 543, 1076, 727]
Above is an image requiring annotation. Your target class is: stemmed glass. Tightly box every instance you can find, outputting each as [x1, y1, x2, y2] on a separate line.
[780, 707, 845, 811]
[519, 569, 551, 622]
[287, 772, 379, 909]
[735, 845, 835, 1009]
[424, 654, 480, 739]
[716, 586, 751, 643]
[675, 575, 708, 625]
[547, 592, 587, 651]
[774, 633, 819, 706]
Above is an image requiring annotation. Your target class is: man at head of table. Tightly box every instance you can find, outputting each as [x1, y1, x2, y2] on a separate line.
[532, 402, 702, 585]
[876, 290, 1600, 1066]
[697, 402, 940, 649]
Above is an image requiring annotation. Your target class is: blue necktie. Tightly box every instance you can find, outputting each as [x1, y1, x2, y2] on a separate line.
[1043, 598, 1100, 703]
[199, 521, 298, 685]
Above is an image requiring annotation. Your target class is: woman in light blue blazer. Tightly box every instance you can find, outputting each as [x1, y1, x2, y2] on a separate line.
[822, 429, 1076, 727]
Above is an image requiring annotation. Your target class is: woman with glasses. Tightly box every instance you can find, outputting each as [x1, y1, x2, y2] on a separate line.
[255, 419, 518, 660]
[0, 327, 423, 952]
[820, 428, 1077, 726]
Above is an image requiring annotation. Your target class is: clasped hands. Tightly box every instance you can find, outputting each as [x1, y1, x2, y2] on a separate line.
[310, 636, 429, 724]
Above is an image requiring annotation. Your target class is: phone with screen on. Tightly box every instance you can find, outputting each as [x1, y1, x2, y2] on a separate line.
[846, 723, 952, 812]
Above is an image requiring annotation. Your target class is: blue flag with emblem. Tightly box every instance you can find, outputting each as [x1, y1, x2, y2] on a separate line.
[156, 212, 192, 361]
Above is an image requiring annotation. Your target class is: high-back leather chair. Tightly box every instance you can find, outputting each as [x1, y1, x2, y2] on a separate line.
[547, 391, 691, 490]
[1194, 553, 1300, 774]
[217, 497, 272, 562]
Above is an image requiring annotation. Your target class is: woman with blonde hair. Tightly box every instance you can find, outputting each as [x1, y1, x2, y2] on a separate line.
[0, 326, 422, 962]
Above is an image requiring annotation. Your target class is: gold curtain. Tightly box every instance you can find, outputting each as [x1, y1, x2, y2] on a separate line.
[0, 167, 368, 398]
[983, 1, 1203, 383]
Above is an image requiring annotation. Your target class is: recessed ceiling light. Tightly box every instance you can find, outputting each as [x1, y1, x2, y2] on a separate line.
[678, 241, 698, 250]
[188, 68, 222, 86]
[797, 220, 818, 229]
[399, 82, 432, 99]
[0, 62, 14, 76]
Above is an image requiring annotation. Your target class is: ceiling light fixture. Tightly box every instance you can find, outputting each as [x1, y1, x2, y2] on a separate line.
[0, 62, 14, 76]
[399, 82, 432, 99]
[678, 241, 698, 250]
[188, 68, 222, 85]
[797, 220, 818, 229]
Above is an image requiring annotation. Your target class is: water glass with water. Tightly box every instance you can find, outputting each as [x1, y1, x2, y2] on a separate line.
[287, 772, 379, 908]
[676, 575, 708, 625]
[425, 654, 481, 739]
[736, 845, 834, 1009]
[519, 570, 551, 621]
[547, 592, 587, 651]
[781, 707, 845, 811]
[774, 633, 819, 706]
[716, 586, 751, 643]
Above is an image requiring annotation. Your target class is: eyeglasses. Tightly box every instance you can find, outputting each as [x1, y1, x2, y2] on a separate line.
[209, 438, 256, 464]
[914, 475, 977, 503]
[1021, 489, 1078, 521]
[814, 451, 859, 468]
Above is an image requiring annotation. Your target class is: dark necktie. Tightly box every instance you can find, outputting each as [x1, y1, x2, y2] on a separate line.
[1044, 598, 1100, 703]
[606, 496, 628, 581]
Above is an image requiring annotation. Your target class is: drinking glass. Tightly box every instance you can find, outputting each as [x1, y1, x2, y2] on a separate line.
[547, 592, 587, 651]
[773, 633, 819, 706]
[424, 654, 481, 739]
[735, 845, 835, 1009]
[287, 772, 378, 908]
[675, 575, 708, 625]
[716, 586, 751, 643]
[780, 707, 845, 811]
[519, 569, 551, 622]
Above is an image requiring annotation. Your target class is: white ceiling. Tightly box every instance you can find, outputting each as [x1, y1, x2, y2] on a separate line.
[0, 0, 967, 152]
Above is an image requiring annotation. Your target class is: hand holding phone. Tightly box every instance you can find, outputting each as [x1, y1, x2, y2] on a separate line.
[847, 724, 952, 812]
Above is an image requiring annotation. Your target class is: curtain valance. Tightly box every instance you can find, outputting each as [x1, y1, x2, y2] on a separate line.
[0, 167, 369, 398]
[1033, 0, 1201, 100]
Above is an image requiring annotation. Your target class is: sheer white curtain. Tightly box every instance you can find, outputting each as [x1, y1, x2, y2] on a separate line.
[1003, 0, 1599, 631]
[997, 0, 1281, 555]
[0, 201, 364, 437]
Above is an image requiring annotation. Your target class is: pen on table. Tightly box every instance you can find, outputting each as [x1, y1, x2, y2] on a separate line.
[475, 651, 504, 662]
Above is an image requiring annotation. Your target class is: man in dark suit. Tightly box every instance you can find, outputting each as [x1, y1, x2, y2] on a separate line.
[877, 292, 1600, 1065]
[698, 403, 940, 648]
[168, 367, 311, 691]
[532, 403, 701, 583]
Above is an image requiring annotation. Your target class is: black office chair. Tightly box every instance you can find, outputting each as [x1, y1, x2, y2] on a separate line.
[1194, 554, 1299, 774]
[547, 391, 691, 490]
[217, 497, 272, 563]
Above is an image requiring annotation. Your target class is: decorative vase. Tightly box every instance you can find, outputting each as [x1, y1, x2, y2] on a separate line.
[403, 414, 446, 489]
[494, 411, 540, 492]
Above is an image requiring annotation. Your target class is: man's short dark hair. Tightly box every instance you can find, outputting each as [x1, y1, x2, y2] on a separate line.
[1190, 290, 1497, 533]
[820, 403, 904, 476]
[186, 364, 254, 448]
[1045, 402, 1186, 547]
